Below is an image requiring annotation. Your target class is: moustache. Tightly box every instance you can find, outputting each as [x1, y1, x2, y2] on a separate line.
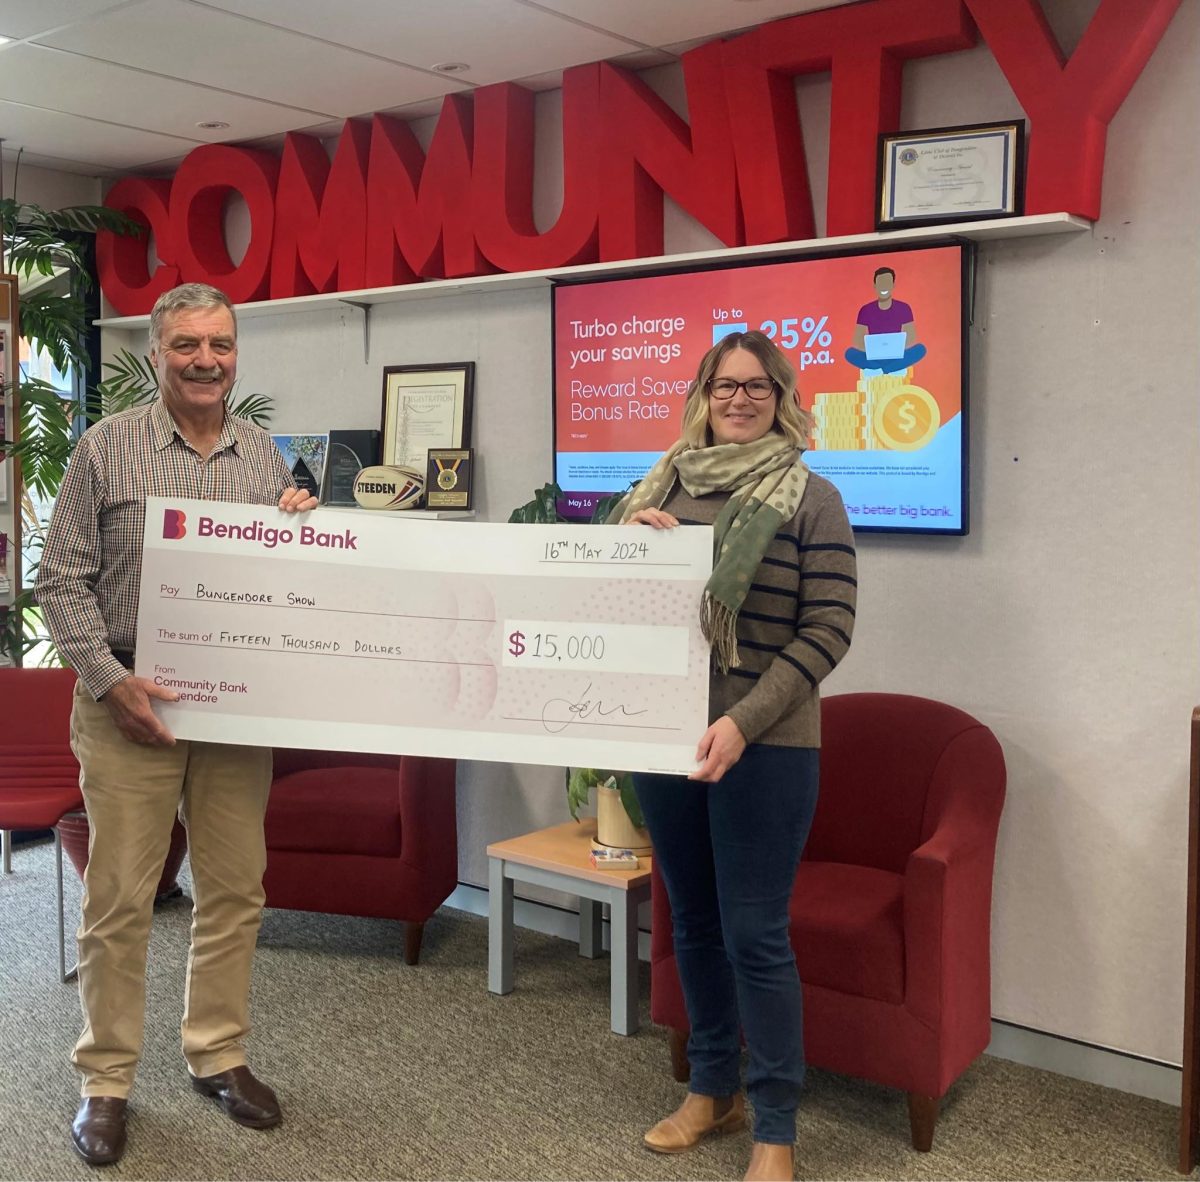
[181, 366, 224, 382]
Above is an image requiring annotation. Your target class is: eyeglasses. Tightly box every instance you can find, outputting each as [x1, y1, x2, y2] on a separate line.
[707, 377, 777, 400]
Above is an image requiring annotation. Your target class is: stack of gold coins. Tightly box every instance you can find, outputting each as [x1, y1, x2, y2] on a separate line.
[855, 371, 910, 450]
[813, 371, 940, 452]
[811, 391, 869, 450]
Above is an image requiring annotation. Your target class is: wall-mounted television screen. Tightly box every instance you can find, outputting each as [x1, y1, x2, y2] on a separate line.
[552, 242, 968, 534]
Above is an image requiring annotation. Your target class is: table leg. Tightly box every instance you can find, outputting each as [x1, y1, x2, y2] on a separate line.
[488, 857, 514, 995]
[579, 898, 603, 958]
[609, 891, 639, 1035]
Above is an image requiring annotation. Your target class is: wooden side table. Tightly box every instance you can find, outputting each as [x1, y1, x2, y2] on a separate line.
[486, 818, 651, 1035]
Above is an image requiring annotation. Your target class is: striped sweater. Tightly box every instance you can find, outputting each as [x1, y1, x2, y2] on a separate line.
[663, 471, 857, 748]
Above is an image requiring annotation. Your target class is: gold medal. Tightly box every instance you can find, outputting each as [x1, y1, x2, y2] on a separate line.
[435, 455, 463, 490]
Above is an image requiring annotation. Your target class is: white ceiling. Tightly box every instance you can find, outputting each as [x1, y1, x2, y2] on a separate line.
[0, 0, 852, 179]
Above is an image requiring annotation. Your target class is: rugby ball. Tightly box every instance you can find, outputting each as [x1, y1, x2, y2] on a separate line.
[353, 465, 425, 510]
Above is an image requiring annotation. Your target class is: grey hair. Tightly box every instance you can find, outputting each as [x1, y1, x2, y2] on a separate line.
[149, 283, 237, 352]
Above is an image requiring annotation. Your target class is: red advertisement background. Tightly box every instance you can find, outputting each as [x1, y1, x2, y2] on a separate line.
[554, 245, 963, 455]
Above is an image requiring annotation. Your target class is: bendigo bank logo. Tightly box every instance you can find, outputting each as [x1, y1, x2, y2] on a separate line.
[162, 509, 187, 540]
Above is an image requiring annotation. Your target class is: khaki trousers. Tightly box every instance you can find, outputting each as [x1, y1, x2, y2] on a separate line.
[68, 682, 272, 1097]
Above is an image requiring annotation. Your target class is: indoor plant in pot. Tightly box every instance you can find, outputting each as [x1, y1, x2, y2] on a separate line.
[566, 766, 651, 856]
[0, 192, 142, 663]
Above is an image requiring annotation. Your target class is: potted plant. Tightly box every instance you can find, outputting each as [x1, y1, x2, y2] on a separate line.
[0, 193, 145, 663]
[566, 767, 651, 855]
[508, 482, 651, 852]
[0, 187, 272, 665]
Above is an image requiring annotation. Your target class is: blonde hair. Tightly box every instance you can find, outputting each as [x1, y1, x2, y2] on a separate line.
[678, 330, 814, 449]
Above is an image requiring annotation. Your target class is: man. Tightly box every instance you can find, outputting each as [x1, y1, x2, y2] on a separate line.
[844, 265, 927, 374]
[37, 283, 317, 1167]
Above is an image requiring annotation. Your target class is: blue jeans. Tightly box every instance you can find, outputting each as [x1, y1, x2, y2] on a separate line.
[635, 745, 819, 1144]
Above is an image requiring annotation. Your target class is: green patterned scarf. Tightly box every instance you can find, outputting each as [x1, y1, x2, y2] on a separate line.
[611, 432, 809, 671]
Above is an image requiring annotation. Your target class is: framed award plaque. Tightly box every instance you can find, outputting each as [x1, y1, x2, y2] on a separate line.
[425, 448, 474, 510]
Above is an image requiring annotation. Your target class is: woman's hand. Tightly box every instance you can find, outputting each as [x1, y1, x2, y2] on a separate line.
[689, 716, 747, 782]
[624, 508, 679, 529]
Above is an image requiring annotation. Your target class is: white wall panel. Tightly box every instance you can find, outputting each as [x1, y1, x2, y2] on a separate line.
[0, 161, 101, 208]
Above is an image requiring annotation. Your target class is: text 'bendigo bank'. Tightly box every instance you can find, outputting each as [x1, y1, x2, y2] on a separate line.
[198, 517, 358, 551]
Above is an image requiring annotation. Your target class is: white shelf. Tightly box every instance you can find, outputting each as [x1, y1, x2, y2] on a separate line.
[95, 213, 1091, 329]
[318, 506, 475, 520]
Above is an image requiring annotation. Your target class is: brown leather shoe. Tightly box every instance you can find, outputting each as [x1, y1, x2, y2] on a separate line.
[744, 1141, 794, 1181]
[190, 1066, 281, 1128]
[643, 1092, 745, 1154]
[71, 1096, 128, 1166]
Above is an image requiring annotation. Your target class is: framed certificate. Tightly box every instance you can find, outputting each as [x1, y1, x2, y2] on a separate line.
[380, 363, 474, 473]
[876, 121, 1025, 230]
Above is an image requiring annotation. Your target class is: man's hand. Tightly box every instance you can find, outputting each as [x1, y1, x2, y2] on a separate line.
[279, 488, 318, 512]
[625, 508, 679, 529]
[689, 715, 747, 782]
[103, 676, 179, 746]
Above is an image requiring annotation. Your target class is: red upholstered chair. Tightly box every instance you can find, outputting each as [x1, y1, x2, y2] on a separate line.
[263, 749, 458, 964]
[0, 667, 84, 982]
[649, 692, 1007, 1150]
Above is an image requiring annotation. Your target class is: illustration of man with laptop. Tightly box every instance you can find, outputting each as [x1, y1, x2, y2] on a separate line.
[844, 266, 927, 375]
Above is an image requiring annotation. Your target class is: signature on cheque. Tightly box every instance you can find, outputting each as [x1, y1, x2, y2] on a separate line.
[540, 683, 648, 734]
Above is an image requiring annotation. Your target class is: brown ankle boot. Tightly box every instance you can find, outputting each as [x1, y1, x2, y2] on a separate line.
[744, 1141, 794, 1181]
[643, 1092, 746, 1154]
[71, 1097, 128, 1166]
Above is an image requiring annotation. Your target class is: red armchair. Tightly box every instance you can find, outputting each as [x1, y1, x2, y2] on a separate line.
[263, 748, 458, 964]
[0, 667, 84, 982]
[650, 692, 1007, 1150]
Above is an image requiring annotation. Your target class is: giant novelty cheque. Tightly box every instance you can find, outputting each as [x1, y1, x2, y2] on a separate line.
[137, 498, 712, 775]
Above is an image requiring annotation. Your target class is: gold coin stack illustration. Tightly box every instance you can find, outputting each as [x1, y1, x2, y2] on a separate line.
[811, 371, 939, 452]
[811, 390, 872, 451]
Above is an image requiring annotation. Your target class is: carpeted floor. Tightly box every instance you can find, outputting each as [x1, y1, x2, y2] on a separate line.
[0, 837, 1187, 1181]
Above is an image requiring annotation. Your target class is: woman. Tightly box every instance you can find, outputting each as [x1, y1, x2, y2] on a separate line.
[618, 331, 856, 1182]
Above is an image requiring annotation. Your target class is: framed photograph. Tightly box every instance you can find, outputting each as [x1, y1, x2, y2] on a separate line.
[380, 363, 474, 473]
[876, 120, 1025, 230]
